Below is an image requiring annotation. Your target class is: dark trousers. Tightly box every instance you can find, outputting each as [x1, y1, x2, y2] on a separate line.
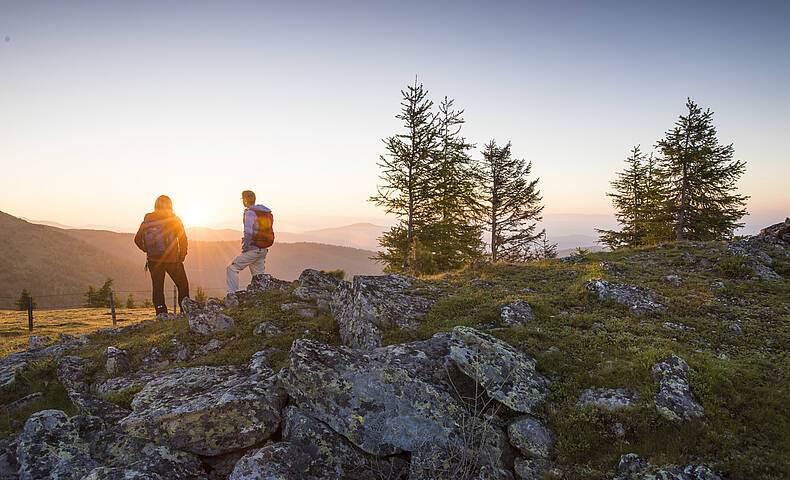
[148, 261, 189, 314]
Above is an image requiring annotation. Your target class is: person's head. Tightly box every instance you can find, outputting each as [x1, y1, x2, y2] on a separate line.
[154, 195, 173, 212]
[241, 190, 256, 208]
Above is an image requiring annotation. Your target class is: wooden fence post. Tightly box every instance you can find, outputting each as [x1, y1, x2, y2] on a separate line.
[27, 297, 33, 332]
[109, 291, 117, 326]
[173, 285, 177, 314]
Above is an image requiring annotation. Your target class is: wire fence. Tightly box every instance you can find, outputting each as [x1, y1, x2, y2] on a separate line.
[0, 285, 229, 331]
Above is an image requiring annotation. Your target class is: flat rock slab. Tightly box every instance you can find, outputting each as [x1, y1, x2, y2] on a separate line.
[330, 274, 437, 349]
[119, 366, 286, 455]
[585, 280, 666, 314]
[450, 326, 548, 414]
[283, 338, 507, 471]
[650, 354, 704, 423]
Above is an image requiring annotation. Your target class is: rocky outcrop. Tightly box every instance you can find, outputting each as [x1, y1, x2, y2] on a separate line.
[585, 280, 666, 314]
[651, 354, 704, 423]
[578, 388, 641, 410]
[760, 217, 790, 243]
[330, 274, 437, 349]
[498, 300, 536, 327]
[182, 298, 235, 335]
[449, 326, 548, 414]
[283, 337, 508, 477]
[119, 366, 286, 455]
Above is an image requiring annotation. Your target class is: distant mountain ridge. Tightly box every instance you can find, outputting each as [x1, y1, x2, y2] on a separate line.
[1, 212, 382, 309]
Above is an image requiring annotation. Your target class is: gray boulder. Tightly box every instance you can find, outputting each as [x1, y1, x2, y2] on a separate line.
[578, 388, 641, 410]
[650, 354, 704, 423]
[585, 280, 666, 314]
[498, 300, 537, 326]
[182, 297, 235, 335]
[119, 365, 286, 455]
[283, 406, 407, 479]
[330, 274, 437, 349]
[248, 350, 275, 377]
[507, 417, 553, 458]
[449, 326, 548, 414]
[283, 338, 508, 475]
[229, 442, 337, 480]
[104, 346, 130, 377]
[299, 268, 343, 289]
[15, 410, 99, 480]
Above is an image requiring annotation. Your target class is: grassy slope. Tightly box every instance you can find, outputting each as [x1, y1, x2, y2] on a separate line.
[1, 240, 788, 479]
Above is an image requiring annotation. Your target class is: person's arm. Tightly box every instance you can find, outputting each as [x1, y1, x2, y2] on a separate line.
[134, 221, 146, 252]
[176, 217, 188, 261]
[242, 209, 255, 251]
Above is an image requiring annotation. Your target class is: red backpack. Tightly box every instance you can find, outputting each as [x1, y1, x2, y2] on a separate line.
[249, 209, 275, 248]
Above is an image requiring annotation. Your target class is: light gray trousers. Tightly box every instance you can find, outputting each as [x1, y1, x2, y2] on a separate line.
[226, 248, 268, 293]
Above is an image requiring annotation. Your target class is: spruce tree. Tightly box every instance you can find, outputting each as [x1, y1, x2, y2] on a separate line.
[656, 98, 748, 240]
[478, 140, 545, 262]
[370, 78, 440, 272]
[15, 289, 37, 311]
[538, 233, 558, 260]
[597, 145, 649, 249]
[419, 96, 484, 272]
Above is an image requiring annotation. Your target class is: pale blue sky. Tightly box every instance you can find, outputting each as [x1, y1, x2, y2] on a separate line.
[1, 0, 788, 234]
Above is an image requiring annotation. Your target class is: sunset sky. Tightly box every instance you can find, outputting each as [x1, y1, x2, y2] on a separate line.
[1, 1, 788, 235]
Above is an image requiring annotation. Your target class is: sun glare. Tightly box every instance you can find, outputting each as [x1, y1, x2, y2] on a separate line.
[180, 205, 207, 227]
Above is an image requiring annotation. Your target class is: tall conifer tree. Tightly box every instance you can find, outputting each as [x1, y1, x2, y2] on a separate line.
[370, 78, 440, 272]
[597, 145, 650, 249]
[656, 98, 748, 240]
[419, 96, 484, 272]
[478, 140, 544, 262]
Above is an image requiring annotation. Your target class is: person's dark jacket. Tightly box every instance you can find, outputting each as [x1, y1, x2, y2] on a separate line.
[134, 211, 188, 263]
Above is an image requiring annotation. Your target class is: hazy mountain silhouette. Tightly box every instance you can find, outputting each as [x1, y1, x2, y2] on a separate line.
[188, 223, 387, 251]
[1, 212, 383, 309]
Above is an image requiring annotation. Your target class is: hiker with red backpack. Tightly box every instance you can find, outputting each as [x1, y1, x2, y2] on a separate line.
[134, 195, 190, 315]
[226, 190, 274, 296]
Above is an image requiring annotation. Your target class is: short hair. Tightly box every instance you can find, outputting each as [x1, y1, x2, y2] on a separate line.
[242, 190, 256, 205]
[154, 195, 173, 212]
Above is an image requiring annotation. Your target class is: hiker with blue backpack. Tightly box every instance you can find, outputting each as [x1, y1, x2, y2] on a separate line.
[226, 190, 274, 297]
[134, 195, 190, 315]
